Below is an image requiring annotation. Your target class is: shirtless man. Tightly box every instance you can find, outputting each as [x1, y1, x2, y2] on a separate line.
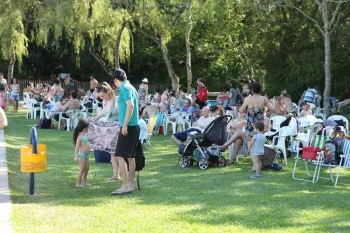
[280, 90, 294, 113]
[63, 74, 77, 98]
[141, 104, 162, 119]
[89, 75, 99, 92]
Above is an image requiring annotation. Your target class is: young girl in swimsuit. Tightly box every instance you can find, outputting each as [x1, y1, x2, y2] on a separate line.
[73, 119, 90, 188]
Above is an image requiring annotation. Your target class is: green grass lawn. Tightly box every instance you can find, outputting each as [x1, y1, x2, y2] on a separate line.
[5, 110, 350, 233]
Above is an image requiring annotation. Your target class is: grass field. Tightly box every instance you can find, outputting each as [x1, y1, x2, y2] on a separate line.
[5, 110, 350, 233]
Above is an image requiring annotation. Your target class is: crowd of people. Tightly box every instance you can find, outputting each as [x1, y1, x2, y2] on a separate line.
[1, 67, 350, 185]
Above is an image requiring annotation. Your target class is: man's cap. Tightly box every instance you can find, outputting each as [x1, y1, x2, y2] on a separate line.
[112, 69, 126, 80]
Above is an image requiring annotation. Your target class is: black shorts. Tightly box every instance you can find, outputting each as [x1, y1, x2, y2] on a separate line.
[115, 125, 140, 159]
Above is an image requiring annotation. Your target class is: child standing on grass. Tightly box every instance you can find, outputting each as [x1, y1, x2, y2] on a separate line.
[248, 121, 265, 179]
[73, 119, 90, 187]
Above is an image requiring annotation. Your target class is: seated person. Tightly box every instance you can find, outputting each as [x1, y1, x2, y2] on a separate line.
[23, 82, 35, 95]
[54, 91, 81, 128]
[298, 102, 312, 118]
[141, 102, 166, 119]
[216, 91, 229, 106]
[210, 105, 224, 118]
[171, 106, 214, 146]
[270, 96, 285, 117]
[180, 98, 192, 114]
[227, 112, 247, 164]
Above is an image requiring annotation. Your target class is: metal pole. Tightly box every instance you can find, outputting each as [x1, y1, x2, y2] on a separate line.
[29, 127, 37, 195]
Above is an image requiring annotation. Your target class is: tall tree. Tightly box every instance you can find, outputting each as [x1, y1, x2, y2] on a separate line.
[0, 0, 29, 81]
[277, 0, 350, 115]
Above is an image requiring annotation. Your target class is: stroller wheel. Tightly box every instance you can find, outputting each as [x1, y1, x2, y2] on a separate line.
[198, 159, 209, 170]
[179, 157, 189, 168]
[217, 156, 226, 168]
[185, 157, 192, 167]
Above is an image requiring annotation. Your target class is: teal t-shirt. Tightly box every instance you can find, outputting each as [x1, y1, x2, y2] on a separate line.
[118, 81, 139, 126]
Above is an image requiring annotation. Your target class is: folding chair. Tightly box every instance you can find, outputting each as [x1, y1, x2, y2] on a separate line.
[143, 114, 158, 149]
[292, 135, 330, 183]
[334, 140, 350, 186]
[154, 112, 166, 135]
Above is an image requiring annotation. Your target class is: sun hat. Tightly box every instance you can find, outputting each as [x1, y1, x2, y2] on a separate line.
[142, 78, 149, 83]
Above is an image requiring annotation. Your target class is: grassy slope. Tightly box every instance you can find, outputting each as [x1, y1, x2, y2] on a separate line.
[5, 111, 350, 233]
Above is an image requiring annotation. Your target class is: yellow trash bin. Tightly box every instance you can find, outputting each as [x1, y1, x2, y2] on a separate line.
[20, 144, 47, 172]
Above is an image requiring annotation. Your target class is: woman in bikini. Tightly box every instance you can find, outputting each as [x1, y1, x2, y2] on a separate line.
[219, 82, 275, 162]
[10, 78, 20, 113]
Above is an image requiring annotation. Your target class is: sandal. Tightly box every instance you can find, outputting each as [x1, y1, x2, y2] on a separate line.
[111, 187, 132, 196]
[250, 174, 262, 179]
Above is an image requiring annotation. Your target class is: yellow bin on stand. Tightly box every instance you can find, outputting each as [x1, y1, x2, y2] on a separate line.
[20, 144, 47, 172]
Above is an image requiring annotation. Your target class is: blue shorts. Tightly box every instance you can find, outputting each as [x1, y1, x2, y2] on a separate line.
[78, 152, 89, 159]
[11, 94, 19, 101]
[173, 128, 201, 142]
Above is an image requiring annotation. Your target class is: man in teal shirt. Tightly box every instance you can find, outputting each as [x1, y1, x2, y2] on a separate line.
[112, 69, 140, 195]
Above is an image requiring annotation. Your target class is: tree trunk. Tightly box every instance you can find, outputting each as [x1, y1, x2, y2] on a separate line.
[159, 39, 179, 91]
[8, 52, 16, 83]
[322, 4, 331, 116]
[88, 45, 111, 76]
[185, 0, 192, 94]
[114, 22, 126, 70]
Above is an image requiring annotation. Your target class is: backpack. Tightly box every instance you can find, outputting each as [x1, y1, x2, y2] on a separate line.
[323, 140, 342, 165]
[135, 140, 145, 190]
[36, 118, 52, 129]
[262, 146, 277, 168]
[197, 86, 208, 103]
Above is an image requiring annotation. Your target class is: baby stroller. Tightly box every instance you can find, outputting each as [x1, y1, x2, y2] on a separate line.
[178, 115, 232, 170]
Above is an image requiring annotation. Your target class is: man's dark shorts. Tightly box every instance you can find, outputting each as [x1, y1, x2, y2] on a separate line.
[115, 125, 140, 159]
[173, 128, 201, 142]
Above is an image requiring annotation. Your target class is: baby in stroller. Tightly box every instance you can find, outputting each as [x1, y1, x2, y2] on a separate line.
[178, 115, 232, 170]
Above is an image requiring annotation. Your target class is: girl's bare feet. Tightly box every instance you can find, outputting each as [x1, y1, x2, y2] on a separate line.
[76, 184, 85, 188]
[82, 183, 90, 186]
[108, 176, 120, 181]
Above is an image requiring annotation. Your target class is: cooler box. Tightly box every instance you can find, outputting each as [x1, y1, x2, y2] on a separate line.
[94, 150, 111, 163]
[302, 147, 321, 160]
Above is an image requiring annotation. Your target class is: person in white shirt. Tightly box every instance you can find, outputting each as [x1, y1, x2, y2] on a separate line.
[171, 106, 214, 146]
[298, 102, 313, 118]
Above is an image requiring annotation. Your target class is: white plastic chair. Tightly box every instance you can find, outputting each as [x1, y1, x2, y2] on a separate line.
[25, 99, 39, 119]
[265, 126, 293, 166]
[334, 140, 350, 186]
[315, 105, 328, 121]
[265, 116, 286, 139]
[165, 112, 180, 135]
[58, 109, 80, 131]
[327, 115, 349, 133]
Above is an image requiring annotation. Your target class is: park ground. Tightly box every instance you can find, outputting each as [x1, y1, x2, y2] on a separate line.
[5, 110, 350, 233]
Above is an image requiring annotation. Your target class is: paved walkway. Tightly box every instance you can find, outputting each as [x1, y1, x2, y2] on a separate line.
[0, 130, 13, 233]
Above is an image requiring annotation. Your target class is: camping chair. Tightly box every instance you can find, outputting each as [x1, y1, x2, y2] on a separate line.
[265, 126, 293, 166]
[143, 114, 158, 149]
[292, 135, 330, 183]
[334, 140, 350, 186]
[153, 112, 166, 135]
